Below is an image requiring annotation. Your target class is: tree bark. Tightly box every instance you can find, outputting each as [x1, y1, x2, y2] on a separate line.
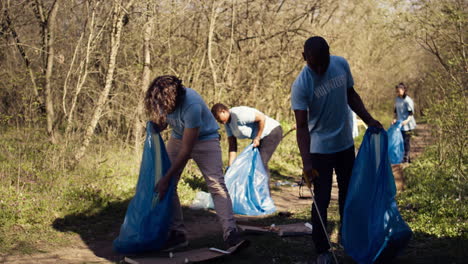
[75, 0, 135, 162]
[65, 1, 103, 136]
[44, 0, 60, 143]
[207, 0, 219, 101]
[3, 8, 42, 105]
[134, 2, 153, 154]
[32, 0, 60, 143]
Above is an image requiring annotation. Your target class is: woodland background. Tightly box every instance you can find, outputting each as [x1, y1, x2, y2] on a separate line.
[0, 0, 466, 260]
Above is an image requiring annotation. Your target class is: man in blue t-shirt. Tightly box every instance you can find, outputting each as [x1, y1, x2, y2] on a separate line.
[291, 36, 382, 263]
[145, 75, 249, 252]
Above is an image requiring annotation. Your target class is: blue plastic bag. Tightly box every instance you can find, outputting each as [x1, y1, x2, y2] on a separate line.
[113, 122, 174, 254]
[224, 145, 276, 216]
[387, 121, 404, 164]
[342, 128, 412, 264]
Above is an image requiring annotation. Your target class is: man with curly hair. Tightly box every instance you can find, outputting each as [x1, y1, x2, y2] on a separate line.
[145, 75, 248, 251]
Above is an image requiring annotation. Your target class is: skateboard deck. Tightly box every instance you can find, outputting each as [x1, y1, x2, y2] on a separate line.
[124, 240, 245, 264]
[238, 222, 313, 237]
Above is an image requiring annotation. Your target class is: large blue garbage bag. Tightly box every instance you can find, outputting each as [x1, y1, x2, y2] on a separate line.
[113, 122, 174, 254]
[387, 121, 404, 164]
[224, 145, 276, 216]
[342, 127, 412, 264]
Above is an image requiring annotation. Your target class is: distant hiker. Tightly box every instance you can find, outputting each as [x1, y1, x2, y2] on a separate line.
[211, 104, 283, 178]
[145, 75, 248, 251]
[392, 82, 416, 163]
[291, 36, 382, 264]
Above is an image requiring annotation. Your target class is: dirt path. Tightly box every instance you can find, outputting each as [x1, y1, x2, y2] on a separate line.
[411, 123, 433, 159]
[0, 180, 339, 264]
[1, 124, 432, 264]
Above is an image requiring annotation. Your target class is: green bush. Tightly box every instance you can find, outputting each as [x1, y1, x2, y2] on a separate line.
[399, 147, 468, 238]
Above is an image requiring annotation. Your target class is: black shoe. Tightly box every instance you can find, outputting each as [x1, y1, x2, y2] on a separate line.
[314, 251, 333, 264]
[162, 230, 189, 252]
[225, 230, 250, 252]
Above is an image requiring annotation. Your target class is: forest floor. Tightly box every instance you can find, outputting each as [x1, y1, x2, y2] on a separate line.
[4, 123, 463, 264]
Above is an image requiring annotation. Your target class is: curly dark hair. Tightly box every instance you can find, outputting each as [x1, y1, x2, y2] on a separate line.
[144, 75, 186, 126]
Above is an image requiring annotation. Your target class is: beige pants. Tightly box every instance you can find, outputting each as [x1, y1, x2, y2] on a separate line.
[166, 137, 237, 240]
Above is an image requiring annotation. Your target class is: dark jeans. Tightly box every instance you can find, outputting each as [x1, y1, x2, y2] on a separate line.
[309, 146, 355, 254]
[258, 126, 283, 177]
[402, 130, 412, 162]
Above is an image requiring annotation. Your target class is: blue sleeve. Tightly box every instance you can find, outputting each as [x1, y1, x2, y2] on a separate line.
[341, 58, 354, 89]
[291, 67, 310, 110]
[225, 124, 233, 137]
[182, 104, 202, 128]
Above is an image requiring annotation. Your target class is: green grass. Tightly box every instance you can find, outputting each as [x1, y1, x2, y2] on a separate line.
[398, 147, 467, 239]
[1, 122, 467, 263]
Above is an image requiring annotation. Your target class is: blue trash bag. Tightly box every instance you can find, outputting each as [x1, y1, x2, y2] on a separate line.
[342, 127, 412, 264]
[113, 122, 175, 254]
[224, 144, 276, 216]
[387, 121, 404, 164]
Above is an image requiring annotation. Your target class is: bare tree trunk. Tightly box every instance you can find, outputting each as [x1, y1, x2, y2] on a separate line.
[44, 0, 60, 143]
[75, 0, 135, 162]
[221, 0, 236, 93]
[32, 0, 60, 143]
[134, 2, 153, 154]
[207, 0, 219, 101]
[65, 1, 104, 136]
[3, 8, 42, 105]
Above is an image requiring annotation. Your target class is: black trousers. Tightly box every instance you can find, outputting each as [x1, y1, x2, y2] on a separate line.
[401, 130, 412, 162]
[258, 126, 283, 177]
[309, 146, 355, 254]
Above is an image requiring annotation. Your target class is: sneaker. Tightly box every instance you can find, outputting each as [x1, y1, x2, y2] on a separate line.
[225, 230, 250, 252]
[162, 230, 189, 252]
[314, 251, 332, 264]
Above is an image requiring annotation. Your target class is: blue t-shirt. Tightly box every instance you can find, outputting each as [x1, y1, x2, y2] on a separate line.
[395, 96, 416, 131]
[291, 55, 354, 154]
[166, 88, 219, 140]
[224, 106, 280, 140]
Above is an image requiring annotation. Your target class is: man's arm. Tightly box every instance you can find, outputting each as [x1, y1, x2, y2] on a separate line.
[347, 87, 382, 128]
[227, 136, 237, 166]
[294, 110, 316, 180]
[156, 127, 199, 199]
[253, 111, 266, 147]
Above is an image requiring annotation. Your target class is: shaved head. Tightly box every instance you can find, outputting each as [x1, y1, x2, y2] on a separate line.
[303, 36, 330, 76]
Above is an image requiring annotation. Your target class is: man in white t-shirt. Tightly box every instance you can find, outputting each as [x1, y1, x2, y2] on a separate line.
[211, 104, 283, 178]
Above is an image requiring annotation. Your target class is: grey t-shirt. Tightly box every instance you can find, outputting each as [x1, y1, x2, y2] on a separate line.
[395, 96, 416, 131]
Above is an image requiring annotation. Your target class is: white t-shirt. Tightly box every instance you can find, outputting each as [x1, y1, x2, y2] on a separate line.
[224, 106, 280, 140]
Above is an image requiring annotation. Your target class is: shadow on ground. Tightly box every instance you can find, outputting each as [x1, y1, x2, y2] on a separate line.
[52, 192, 467, 264]
[51, 193, 321, 263]
[52, 199, 130, 263]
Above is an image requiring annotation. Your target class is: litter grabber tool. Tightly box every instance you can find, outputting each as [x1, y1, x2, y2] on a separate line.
[282, 125, 297, 139]
[303, 170, 339, 264]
